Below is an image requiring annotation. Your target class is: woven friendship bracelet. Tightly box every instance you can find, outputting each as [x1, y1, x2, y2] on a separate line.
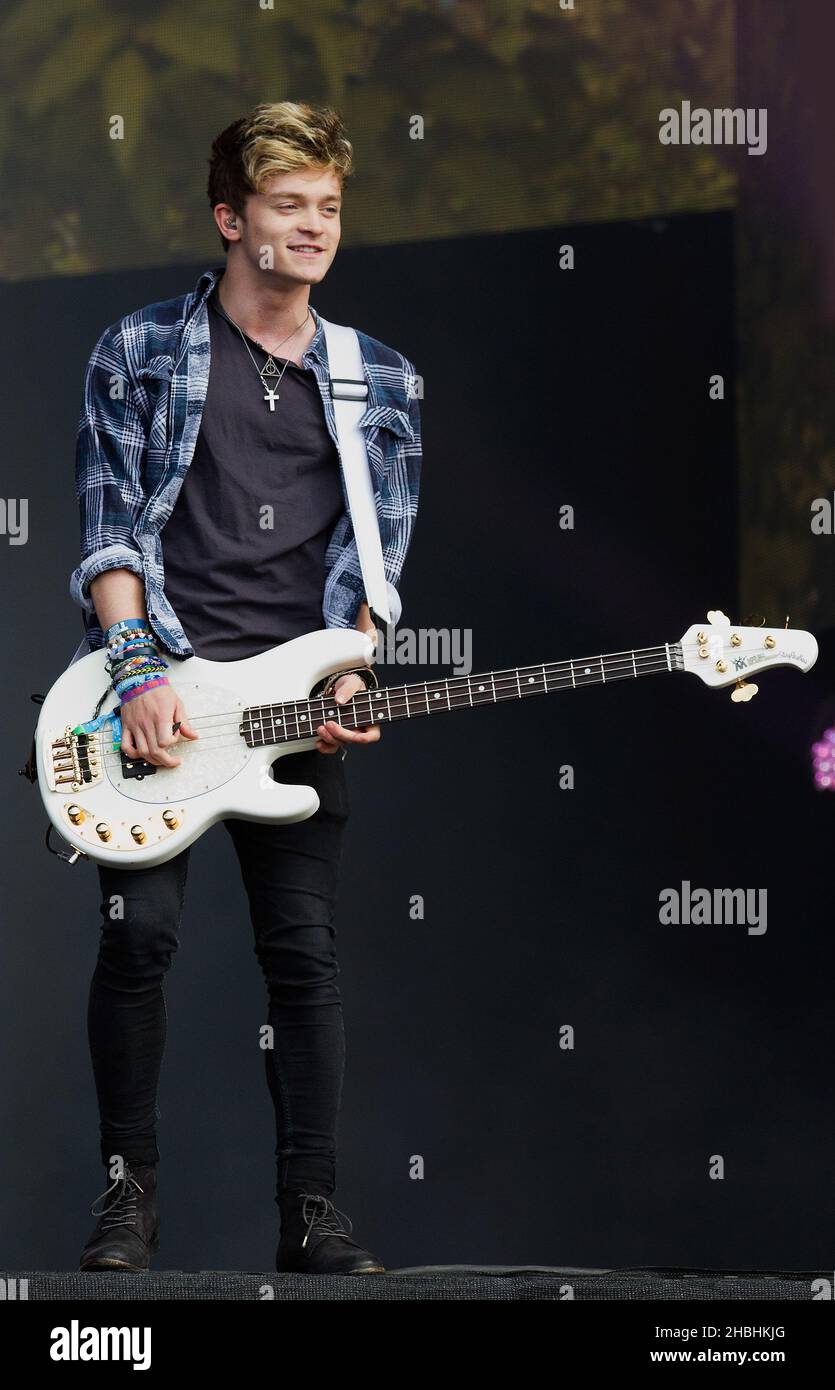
[113, 660, 165, 680]
[114, 670, 168, 697]
[112, 658, 170, 697]
[109, 652, 169, 678]
[120, 676, 170, 705]
[108, 650, 163, 674]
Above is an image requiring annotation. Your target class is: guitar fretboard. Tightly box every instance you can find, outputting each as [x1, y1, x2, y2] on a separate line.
[239, 643, 684, 748]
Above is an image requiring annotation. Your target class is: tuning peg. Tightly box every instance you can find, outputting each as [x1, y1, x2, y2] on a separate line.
[731, 680, 758, 703]
[706, 609, 731, 627]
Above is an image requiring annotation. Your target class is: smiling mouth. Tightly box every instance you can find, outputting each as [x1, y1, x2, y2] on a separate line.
[289, 246, 325, 255]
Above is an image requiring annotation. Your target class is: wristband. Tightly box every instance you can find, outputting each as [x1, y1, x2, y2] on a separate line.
[104, 616, 154, 640]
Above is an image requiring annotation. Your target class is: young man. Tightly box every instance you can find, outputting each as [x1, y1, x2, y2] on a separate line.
[69, 102, 422, 1274]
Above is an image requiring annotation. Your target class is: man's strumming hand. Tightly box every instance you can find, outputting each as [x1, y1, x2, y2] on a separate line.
[120, 685, 199, 768]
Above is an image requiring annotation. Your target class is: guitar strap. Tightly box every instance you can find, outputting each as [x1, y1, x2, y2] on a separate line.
[319, 316, 392, 627]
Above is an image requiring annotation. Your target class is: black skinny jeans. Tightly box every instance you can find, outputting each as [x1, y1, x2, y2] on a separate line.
[87, 749, 350, 1200]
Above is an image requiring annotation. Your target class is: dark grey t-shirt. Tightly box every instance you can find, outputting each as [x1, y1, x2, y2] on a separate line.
[160, 288, 344, 661]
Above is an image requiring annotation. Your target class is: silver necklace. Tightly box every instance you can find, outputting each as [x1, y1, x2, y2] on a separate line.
[215, 298, 312, 412]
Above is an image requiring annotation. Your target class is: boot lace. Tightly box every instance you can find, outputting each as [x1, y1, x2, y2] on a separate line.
[298, 1193, 355, 1250]
[89, 1166, 146, 1233]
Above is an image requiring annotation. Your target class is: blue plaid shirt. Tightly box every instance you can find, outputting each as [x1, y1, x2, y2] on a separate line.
[69, 264, 422, 664]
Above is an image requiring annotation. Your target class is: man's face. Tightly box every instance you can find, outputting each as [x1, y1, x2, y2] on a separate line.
[232, 166, 342, 284]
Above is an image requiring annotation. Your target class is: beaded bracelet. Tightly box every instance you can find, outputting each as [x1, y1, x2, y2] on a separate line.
[104, 618, 157, 652]
[105, 617, 153, 636]
[109, 640, 159, 662]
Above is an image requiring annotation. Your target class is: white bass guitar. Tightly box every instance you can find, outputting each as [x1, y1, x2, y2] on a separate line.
[33, 610, 818, 868]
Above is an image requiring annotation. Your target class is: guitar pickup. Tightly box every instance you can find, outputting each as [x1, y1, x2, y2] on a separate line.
[120, 750, 158, 780]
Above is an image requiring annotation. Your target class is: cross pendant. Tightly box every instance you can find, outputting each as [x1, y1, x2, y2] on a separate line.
[264, 388, 280, 412]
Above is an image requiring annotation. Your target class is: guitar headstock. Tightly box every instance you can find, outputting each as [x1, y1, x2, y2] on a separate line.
[679, 610, 818, 699]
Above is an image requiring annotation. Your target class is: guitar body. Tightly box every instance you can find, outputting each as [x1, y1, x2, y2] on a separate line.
[36, 627, 375, 869]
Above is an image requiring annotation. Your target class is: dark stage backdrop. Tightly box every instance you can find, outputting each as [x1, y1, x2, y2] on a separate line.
[2, 215, 832, 1271]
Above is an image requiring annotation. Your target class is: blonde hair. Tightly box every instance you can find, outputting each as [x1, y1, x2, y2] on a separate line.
[208, 102, 354, 250]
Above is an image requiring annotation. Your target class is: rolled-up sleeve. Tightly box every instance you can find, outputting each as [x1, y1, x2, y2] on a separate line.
[69, 324, 148, 614]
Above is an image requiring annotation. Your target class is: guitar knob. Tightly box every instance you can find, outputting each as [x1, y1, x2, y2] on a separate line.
[130, 825, 147, 844]
[162, 810, 179, 830]
[96, 822, 112, 841]
[67, 804, 85, 825]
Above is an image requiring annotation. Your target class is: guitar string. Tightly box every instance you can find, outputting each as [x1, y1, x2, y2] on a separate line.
[98, 649, 678, 736]
[83, 655, 678, 769]
[83, 642, 689, 735]
[62, 637, 766, 773]
[82, 651, 717, 766]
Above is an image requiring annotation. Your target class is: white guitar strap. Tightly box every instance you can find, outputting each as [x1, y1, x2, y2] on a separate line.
[319, 316, 392, 626]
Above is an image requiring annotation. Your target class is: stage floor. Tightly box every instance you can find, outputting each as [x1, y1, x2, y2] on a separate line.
[2, 1265, 827, 1300]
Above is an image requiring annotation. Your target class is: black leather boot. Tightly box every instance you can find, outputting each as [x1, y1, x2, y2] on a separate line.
[276, 1191, 385, 1274]
[79, 1162, 160, 1272]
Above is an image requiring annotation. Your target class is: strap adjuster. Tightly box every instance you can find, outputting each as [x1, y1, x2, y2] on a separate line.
[330, 377, 368, 402]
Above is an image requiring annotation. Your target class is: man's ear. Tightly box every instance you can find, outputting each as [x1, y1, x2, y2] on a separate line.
[212, 202, 242, 242]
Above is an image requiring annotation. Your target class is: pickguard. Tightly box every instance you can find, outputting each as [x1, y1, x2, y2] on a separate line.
[105, 680, 251, 804]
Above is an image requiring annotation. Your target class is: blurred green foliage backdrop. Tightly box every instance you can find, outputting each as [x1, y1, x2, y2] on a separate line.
[5, 0, 833, 631]
[0, 0, 734, 278]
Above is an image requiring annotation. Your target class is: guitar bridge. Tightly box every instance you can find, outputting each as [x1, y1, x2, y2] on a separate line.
[45, 726, 104, 794]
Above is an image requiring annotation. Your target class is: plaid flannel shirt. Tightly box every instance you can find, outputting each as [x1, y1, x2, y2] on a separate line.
[69, 264, 422, 665]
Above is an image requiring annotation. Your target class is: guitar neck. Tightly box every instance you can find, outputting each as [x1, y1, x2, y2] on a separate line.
[241, 642, 684, 748]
